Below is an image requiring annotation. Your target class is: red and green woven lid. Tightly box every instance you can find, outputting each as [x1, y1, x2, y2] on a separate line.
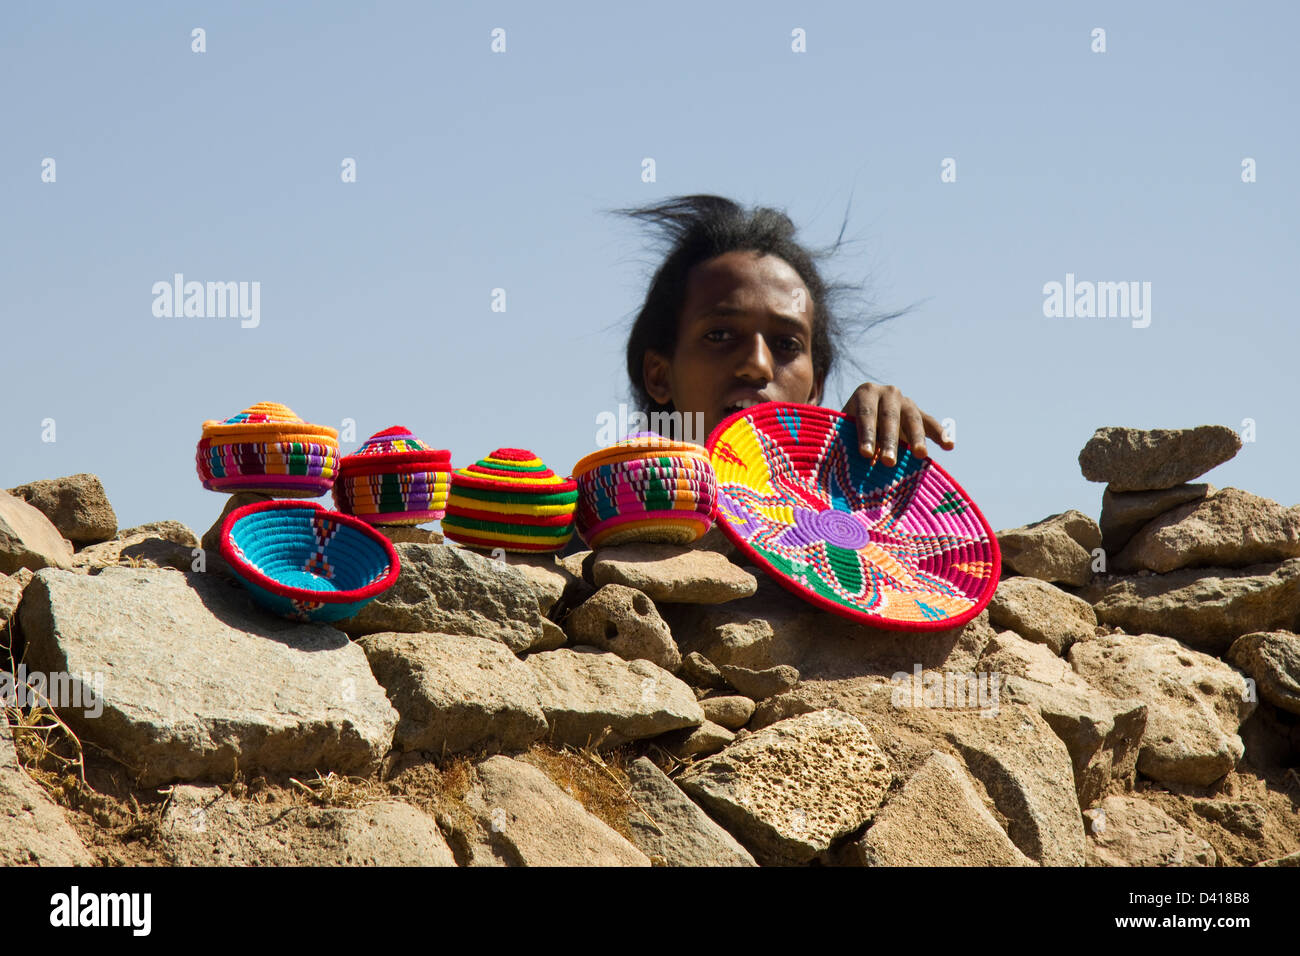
[442, 448, 578, 552]
[707, 402, 1000, 631]
[337, 426, 451, 477]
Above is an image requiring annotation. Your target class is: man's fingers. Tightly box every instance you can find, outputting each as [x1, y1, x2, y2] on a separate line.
[846, 387, 880, 457]
[922, 411, 955, 449]
[904, 404, 928, 459]
[876, 390, 901, 465]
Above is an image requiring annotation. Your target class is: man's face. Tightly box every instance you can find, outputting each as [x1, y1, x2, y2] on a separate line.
[643, 250, 821, 440]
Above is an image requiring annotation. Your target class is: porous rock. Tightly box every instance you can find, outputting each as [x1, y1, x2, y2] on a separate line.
[1069, 633, 1255, 786]
[676, 708, 893, 866]
[562, 583, 680, 671]
[1083, 796, 1216, 866]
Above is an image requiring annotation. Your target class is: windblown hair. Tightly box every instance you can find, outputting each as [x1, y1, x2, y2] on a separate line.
[608, 194, 905, 418]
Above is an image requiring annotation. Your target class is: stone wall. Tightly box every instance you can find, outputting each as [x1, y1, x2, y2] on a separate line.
[1, 428, 1298, 867]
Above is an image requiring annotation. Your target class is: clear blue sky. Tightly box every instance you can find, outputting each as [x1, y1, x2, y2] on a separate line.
[3, 1, 1296, 542]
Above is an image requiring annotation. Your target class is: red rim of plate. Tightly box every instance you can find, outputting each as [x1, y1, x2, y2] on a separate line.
[705, 401, 1001, 632]
[219, 499, 401, 604]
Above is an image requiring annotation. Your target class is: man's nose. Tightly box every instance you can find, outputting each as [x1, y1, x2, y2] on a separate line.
[736, 333, 774, 382]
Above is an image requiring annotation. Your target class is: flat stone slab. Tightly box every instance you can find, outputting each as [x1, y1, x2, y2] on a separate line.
[446, 755, 650, 866]
[676, 708, 893, 866]
[159, 785, 456, 866]
[357, 631, 548, 754]
[337, 543, 542, 653]
[851, 750, 1033, 866]
[1077, 558, 1300, 654]
[1100, 483, 1214, 554]
[1079, 425, 1242, 492]
[592, 543, 757, 604]
[1069, 633, 1256, 786]
[524, 647, 703, 749]
[624, 757, 756, 866]
[0, 720, 92, 866]
[1115, 488, 1300, 573]
[19, 568, 398, 787]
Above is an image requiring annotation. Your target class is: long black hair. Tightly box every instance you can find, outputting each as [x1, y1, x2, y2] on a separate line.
[608, 194, 907, 418]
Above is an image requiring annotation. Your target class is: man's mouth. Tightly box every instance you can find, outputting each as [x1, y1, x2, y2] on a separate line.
[722, 396, 769, 416]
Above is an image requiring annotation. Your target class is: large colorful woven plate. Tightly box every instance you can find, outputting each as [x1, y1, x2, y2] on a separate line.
[707, 402, 1000, 631]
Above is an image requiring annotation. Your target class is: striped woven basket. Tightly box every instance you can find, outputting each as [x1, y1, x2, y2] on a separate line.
[197, 401, 339, 497]
[332, 426, 452, 525]
[708, 402, 1000, 631]
[219, 499, 399, 623]
[441, 448, 578, 553]
[571, 433, 716, 547]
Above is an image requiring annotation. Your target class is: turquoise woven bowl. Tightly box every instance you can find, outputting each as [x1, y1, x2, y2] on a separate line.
[219, 500, 400, 622]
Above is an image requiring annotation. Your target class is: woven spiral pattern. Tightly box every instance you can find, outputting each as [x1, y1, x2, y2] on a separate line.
[708, 402, 1000, 631]
[571, 433, 716, 548]
[332, 426, 452, 525]
[219, 499, 399, 623]
[441, 448, 578, 553]
[197, 402, 339, 497]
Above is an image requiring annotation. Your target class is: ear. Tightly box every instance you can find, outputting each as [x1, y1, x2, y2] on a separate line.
[642, 349, 674, 406]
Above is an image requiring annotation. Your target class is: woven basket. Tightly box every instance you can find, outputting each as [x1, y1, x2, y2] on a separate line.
[571, 434, 716, 547]
[333, 426, 452, 525]
[708, 402, 1000, 631]
[197, 402, 339, 497]
[219, 500, 399, 622]
[442, 448, 577, 553]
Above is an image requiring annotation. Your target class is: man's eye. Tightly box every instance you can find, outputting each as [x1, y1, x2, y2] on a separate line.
[704, 329, 732, 342]
[777, 337, 804, 353]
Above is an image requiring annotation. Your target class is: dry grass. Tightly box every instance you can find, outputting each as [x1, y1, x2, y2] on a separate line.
[517, 738, 642, 841]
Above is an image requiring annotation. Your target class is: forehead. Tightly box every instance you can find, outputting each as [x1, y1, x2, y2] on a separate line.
[681, 251, 812, 322]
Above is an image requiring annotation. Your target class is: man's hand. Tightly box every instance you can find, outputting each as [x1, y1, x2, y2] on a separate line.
[842, 383, 954, 466]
